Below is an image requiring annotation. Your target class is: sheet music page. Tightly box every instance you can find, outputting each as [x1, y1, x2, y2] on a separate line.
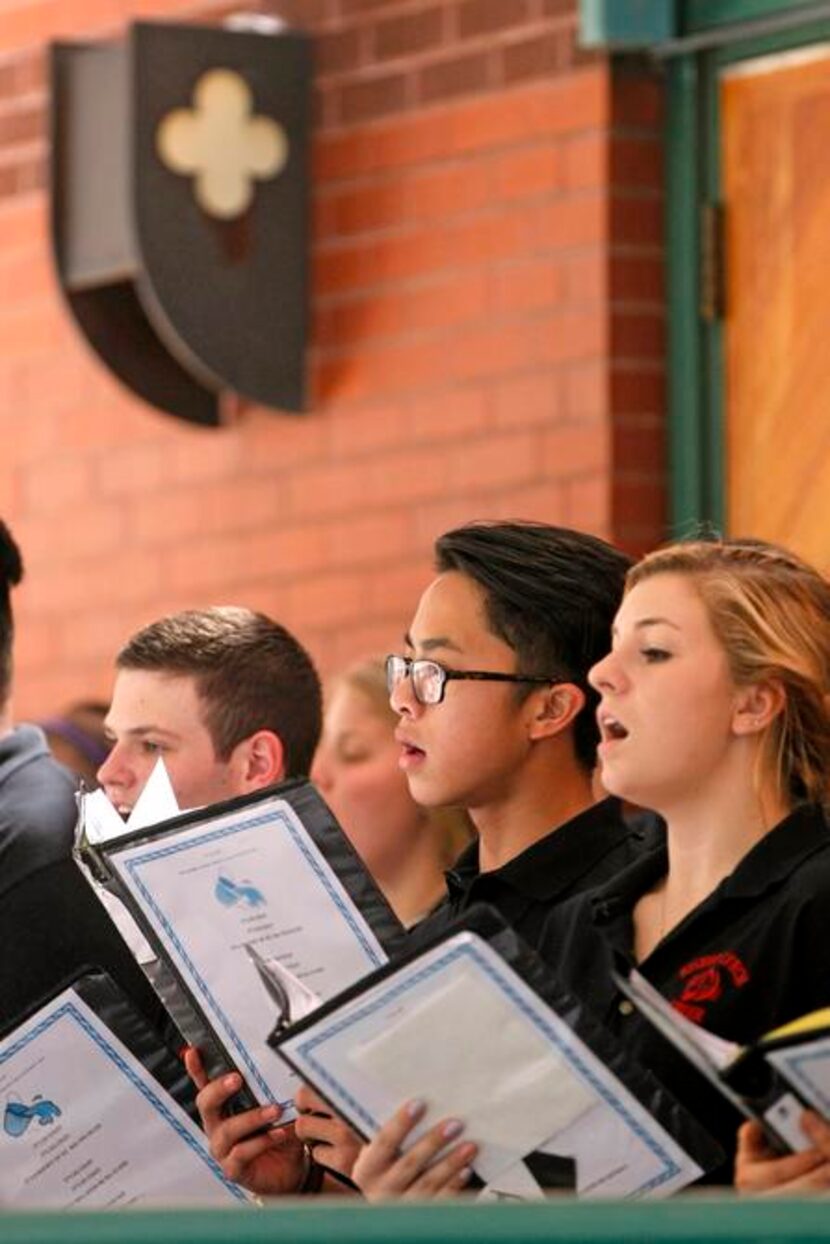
[768, 1034, 830, 1121]
[107, 793, 389, 1114]
[0, 989, 246, 1209]
[279, 932, 705, 1198]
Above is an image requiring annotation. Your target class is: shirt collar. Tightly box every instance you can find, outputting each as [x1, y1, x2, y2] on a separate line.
[590, 802, 830, 924]
[446, 798, 634, 904]
[719, 803, 830, 899]
[589, 840, 667, 925]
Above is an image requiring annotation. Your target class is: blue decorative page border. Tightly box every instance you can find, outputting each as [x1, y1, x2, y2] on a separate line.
[114, 801, 385, 1105]
[771, 1040, 830, 1117]
[291, 937, 686, 1197]
[0, 996, 246, 1202]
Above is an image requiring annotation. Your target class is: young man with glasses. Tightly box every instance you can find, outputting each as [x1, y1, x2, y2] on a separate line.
[192, 521, 648, 1194]
[387, 520, 643, 952]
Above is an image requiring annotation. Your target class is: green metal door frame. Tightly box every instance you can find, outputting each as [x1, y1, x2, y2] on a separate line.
[581, 0, 830, 535]
[666, 2, 830, 535]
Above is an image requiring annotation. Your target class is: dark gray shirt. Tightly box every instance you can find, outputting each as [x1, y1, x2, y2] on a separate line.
[0, 724, 76, 896]
[0, 725, 172, 1039]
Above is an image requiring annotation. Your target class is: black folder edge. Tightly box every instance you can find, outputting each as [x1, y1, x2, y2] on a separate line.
[0, 966, 198, 1123]
[612, 968, 827, 1156]
[271, 902, 725, 1184]
[80, 778, 406, 1118]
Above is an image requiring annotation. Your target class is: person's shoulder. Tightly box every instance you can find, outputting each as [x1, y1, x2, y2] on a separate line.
[769, 806, 830, 927]
[0, 728, 77, 890]
[2, 751, 76, 828]
[0, 724, 75, 785]
[0, 858, 168, 1036]
[536, 885, 595, 948]
[786, 803, 830, 874]
[405, 896, 453, 951]
[792, 834, 830, 895]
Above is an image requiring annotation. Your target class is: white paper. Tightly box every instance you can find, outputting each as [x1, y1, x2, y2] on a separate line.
[620, 970, 742, 1070]
[279, 932, 705, 1198]
[0, 988, 246, 1209]
[82, 788, 130, 846]
[107, 794, 389, 1116]
[347, 965, 594, 1182]
[478, 1158, 546, 1202]
[126, 758, 182, 831]
[763, 1094, 813, 1153]
[78, 766, 181, 964]
[768, 1033, 830, 1121]
[94, 886, 157, 966]
[80, 759, 181, 846]
[248, 948, 321, 1028]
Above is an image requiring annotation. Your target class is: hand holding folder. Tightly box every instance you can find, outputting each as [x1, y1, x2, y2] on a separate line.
[274, 904, 724, 1200]
[614, 968, 830, 1155]
[79, 778, 405, 1119]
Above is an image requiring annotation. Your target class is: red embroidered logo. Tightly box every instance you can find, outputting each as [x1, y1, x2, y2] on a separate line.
[672, 952, 749, 1023]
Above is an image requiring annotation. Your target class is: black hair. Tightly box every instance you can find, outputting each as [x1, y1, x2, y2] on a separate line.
[434, 521, 632, 770]
[0, 520, 23, 711]
[117, 606, 322, 777]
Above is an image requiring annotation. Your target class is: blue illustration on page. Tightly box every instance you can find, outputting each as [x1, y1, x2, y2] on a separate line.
[3, 1095, 62, 1139]
[119, 805, 385, 1107]
[214, 875, 266, 909]
[0, 1000, 246, 1200]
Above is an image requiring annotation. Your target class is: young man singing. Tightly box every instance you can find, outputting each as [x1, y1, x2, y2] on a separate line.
[193, 521, 646, 1195]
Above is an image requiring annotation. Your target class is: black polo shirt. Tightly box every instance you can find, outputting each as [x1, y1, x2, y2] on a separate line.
[408, 797, 648, 958]
[537, 803, 830, 1182]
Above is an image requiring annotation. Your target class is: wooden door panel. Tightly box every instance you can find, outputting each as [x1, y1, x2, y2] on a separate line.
[722, 49, 830, 569]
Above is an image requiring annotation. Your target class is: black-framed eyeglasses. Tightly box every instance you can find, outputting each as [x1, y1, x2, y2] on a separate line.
[385, 654, 560, 707]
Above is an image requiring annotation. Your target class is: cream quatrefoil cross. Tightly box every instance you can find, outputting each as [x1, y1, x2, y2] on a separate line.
[157, 69, 288, 220]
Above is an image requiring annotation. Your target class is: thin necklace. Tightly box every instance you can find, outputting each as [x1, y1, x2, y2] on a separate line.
[657, 879, 673, 944]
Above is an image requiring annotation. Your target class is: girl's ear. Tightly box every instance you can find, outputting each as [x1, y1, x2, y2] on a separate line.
[527, 683, 585, 741]
[732, 679, 786, 736]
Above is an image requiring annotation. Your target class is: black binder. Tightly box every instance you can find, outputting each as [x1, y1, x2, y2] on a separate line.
[615, 967, 830, 1155]
[273, 904, 724, 1197]
[0, 967, 248, 1208]
[0, 967, 195, 1119]
[80, 778, 406, 1115]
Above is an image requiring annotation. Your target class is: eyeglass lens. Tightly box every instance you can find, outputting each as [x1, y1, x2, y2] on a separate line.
[386, 656, 443, 704]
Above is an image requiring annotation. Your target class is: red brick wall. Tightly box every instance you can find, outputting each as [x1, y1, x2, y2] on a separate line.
[609, 64, 665, 552]
[0, 0, 666, 717]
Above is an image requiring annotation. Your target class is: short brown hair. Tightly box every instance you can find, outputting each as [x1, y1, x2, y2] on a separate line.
[117, 607, 322, 777]
[627, 538, 830, 808]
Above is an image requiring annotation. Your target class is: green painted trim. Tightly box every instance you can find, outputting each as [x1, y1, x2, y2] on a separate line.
[698, 14, 830, 534]
[591, 0, 830, 531]
[6, 1197, 830, 1244]
[667, 1, 830, 534]
[712, 15, 830, 60]
[684, 0, 821, 34]
[666, 55, 706, 535]
[579, 0, 676, 48]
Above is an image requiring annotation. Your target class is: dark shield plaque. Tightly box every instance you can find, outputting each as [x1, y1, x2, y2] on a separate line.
[51, 21, 310, 426]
